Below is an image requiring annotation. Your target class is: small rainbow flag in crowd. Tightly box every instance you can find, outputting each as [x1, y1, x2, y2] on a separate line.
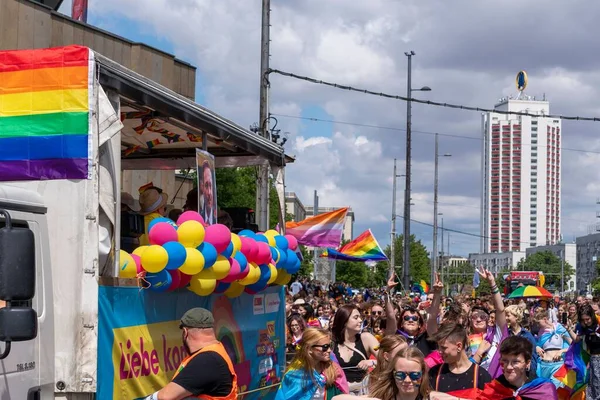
[285, 207, 348, 248]
[412, 280, 429, 294]
[322, 229, 388, 262]
[0, 45, 93, 181]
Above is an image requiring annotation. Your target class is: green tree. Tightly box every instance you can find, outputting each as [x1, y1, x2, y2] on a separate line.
[366, 262, 390, 288]
[378, 234, 431, 291]
[336, 258, 369, 288]
[516, 251, 574, 290]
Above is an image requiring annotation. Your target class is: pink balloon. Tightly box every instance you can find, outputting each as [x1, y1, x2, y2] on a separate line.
[177, 211, 205, 226]
[204, 224, 231, 254]
[285, 234, 298, 251]
[131, 254, 142, 272]
[221, 258, 242, 283]
[166, 269, 182, 291]
[236, 263, 250, 280]
[149, 222, 178, 246]
[240, 237, 258, 262]
[178, 273, 193, 288]
[256, 242, 272, 265]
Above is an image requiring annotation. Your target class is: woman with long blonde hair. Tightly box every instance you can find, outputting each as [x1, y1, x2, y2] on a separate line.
[276, 328, 349, 400]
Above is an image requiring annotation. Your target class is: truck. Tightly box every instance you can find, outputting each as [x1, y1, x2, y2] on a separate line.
[504, 271, 545, 295]
[0, 45, 288, 399]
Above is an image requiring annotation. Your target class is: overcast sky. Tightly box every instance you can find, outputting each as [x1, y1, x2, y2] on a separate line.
[59, 0, 600, 258]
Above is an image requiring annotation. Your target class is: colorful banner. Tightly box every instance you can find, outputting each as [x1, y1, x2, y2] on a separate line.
[98, 285, 285, 399]
[0, 45, 93, 181]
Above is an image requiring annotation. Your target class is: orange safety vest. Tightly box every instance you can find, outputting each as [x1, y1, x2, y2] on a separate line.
[172, 342, 238, 400]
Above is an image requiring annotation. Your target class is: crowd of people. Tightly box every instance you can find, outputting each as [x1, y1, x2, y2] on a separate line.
[278, 269, 599, 400]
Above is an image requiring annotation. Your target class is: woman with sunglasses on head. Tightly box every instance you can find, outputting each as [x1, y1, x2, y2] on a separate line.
[277, 328, 349, 400]
[430, 336, 558, 400]
[466, 268, 508, 379]
[331, 305, 380, 394]
[385, 273, 444, 358]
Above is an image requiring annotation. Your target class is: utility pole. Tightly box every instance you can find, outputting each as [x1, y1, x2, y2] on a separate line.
[257, 0, 271, 231]
[313, 190, 319, 280]
[432, 133, 451, 286]
[403, 51, 414, 292]
[390, 159, 397, 279]
[561, 249, 565, 295]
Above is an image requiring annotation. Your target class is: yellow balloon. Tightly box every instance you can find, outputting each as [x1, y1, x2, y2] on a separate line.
[264, 229, 279, 238]
[231, 233, 242, 254]
[224, 281, 245, 298]
[267, 263, 278, 285]
[189, 278, 216, 296]
[132, 246, 148, 257]
[209, 255, 231, 280]
[177, 220, 206, 248]
[179, 248, 205, 275]
[119, 250, 137, 278]
[239, 263, 261, 285]
[140, 245, 169, 273]
[275, 269, 291, 285]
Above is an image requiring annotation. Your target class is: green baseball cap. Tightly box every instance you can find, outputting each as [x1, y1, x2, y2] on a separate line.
[180, 307, 214, 329]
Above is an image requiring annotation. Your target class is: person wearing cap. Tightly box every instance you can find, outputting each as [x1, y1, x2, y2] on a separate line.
[138, 184, 169, 246]
[143, 308, 238, 400]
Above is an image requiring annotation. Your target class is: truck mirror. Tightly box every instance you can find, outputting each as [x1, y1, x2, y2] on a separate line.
[0, 210, 35, 301]
[0, 307, 37, 359]
[0, 307, 37, 342]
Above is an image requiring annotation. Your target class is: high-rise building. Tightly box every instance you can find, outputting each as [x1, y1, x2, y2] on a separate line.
[481, 92, 561, 253]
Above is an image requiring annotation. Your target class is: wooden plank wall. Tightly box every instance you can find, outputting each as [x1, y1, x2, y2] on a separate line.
[0, 0, 197, 99]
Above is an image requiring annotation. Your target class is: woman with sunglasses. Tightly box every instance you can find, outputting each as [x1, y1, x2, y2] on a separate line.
[331, 305, 380, 393]
[287, 314, 307, 363]
[277, 328, 349, 400]
[466, 268, 507, 378]
[332, 347, 431, 400]
[385, 273, 444, 358]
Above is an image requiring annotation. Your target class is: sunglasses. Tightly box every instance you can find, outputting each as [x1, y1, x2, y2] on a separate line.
[394, 370, 422, 381]
[471, 313, 489, 321]
[312, 343, 332, 352]
[403, 315, 419, 322]
[372, 311, 383, 315]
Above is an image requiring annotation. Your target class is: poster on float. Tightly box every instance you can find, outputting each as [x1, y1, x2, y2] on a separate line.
[97, 285, 285, 399]
[196, 149, 218, 225]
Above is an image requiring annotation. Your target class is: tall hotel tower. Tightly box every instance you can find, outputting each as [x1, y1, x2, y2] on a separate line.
[481, 71, 561, 253]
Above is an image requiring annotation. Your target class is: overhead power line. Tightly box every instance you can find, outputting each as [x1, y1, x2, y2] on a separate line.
[268, 68, 600, 122]
[272, 113, 600, 155]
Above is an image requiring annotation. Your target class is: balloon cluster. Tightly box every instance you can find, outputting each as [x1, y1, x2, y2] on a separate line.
[119, 211, 299, 298]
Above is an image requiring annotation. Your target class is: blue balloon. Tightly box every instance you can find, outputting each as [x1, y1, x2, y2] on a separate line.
[286, 249, 299, 271]
[238, 229, 256, 238]
[288, 258, 301, 274]
[270, 246, 280, 263]
[221, 241, 235, 258]
[274, 235, 289, 251]
[234, 252, 248, 271]
[214, 281, 231, 294]
[254, 234, 269, 244]
[197, 242, 218, 268]
[163, 241, 187, 270]
[148, 217, 177, 232]
[276, 249, 288, 268]
[258, 263, 272, 283]
[146, 269, 172, 292]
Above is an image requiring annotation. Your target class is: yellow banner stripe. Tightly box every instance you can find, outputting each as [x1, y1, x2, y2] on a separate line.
[0, 88, 88, 117]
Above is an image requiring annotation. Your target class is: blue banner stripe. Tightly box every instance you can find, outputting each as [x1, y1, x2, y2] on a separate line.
[0, 134, 88, 160]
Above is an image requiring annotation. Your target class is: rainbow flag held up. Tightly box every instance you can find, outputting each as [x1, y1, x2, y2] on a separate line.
[285, 207, 348, 248]
[0, 45, 93, 181]
[412, 280, 429, 294]
[322, 229, 388, 262]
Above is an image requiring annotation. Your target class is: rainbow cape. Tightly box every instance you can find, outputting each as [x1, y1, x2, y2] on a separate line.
[322, 229, 388, 262]
[285, 207, 348, 248]
[562, 338, 590, 399]
[447, 377, 559, 400]
[0, 45, 93, 181]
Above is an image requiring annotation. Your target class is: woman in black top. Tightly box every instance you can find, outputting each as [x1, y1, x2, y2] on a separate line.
[331, 305, 379, 392]
[567, 304, 600, 399]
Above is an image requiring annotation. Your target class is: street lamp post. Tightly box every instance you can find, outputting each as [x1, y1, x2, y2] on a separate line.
[432, 132, 451, 286]
[403, 50, 431, 291]
[390, 158, 405, 281]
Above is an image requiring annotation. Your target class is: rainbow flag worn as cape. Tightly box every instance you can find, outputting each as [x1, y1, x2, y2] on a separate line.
[322, 229, 388, 262]
[0, 45, 93, 181]
[562, 336, 590, 399]
[446, 376, 559, 400]
[285, 207, 348, 248]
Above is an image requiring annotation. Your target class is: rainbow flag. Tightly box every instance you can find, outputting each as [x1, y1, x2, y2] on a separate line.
[0, 45, 93, 181]
[285, 207, 348, 248]
[412, 280, 429, 294]
[322, 229, 388, 262]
